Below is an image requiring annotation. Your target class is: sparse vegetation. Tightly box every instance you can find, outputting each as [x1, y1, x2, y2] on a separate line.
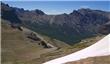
[1, 20, 57, 64]
[66, 55, 110, 64]
[1, 19, 106, 64]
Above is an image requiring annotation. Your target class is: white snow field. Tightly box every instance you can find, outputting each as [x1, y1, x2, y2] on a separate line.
[43, 34, 110, 64]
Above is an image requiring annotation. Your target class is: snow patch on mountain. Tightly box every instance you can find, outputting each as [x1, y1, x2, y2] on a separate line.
[43, 34, 110, 64]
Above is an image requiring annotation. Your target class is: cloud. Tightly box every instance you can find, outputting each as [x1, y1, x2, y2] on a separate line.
[80, 6, 90, 8]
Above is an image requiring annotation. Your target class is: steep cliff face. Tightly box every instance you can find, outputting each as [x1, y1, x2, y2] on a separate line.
[1, 2, 110, 44]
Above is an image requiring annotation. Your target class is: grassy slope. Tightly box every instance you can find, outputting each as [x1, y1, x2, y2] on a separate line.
[1, 20, 47, 64]
[38, 34, 105, 63]
[1, 19, 70, 64]
[1, 19, 106, 64]
[66, 55, 110, 64]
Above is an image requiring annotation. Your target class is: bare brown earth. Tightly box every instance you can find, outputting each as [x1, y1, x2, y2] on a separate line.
[66, 55, 110, 64]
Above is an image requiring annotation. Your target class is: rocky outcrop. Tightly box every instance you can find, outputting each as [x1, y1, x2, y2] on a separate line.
[27, 32, 41, 41]
[26, 32, 52, 48]
[1, 2, 22, 24]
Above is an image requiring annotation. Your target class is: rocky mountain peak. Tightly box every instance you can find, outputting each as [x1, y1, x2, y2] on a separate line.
[34, 9, 45, 15]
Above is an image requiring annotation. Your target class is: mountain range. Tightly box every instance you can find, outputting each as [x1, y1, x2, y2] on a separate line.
[1, 2, 110, 45]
